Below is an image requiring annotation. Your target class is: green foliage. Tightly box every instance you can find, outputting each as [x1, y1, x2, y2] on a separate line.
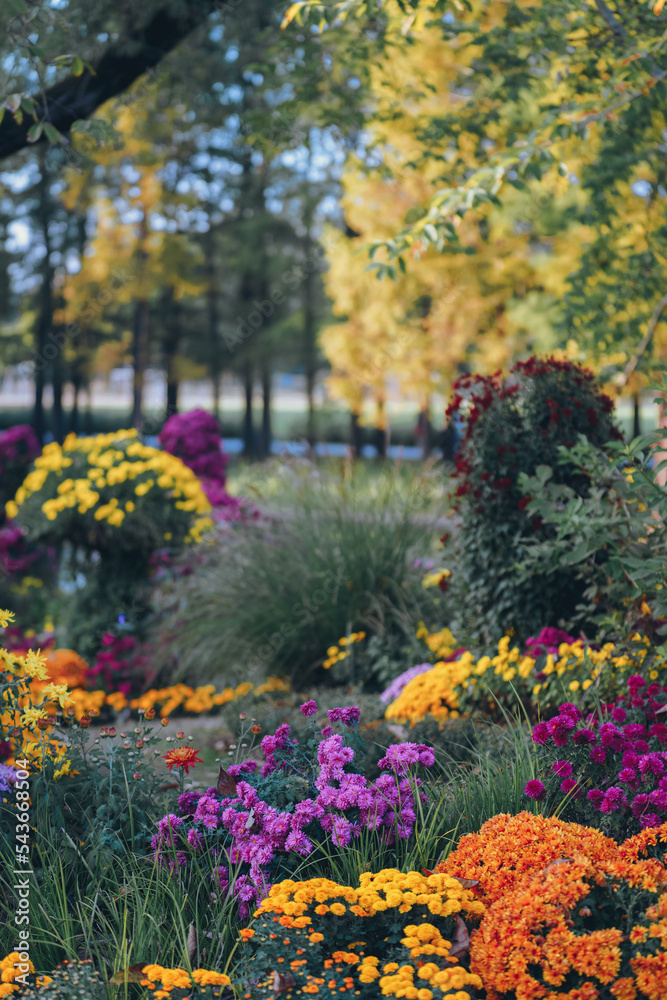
[444, 357, 621, 644]
[9, 431, 211, 658]
[516, 430, 667, 638]
[152, 466, 441, 688]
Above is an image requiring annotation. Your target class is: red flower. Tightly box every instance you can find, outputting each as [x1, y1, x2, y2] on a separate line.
[163, 746, 203, 773]
[517, 496, 531, 510]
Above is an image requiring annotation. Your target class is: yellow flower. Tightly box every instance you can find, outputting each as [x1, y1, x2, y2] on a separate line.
[0, 610, 15, 629]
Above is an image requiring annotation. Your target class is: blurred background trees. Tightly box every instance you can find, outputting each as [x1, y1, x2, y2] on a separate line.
[2, 0, 667, 449]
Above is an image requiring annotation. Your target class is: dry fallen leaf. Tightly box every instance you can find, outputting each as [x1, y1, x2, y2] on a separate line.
[448, 915, 470, 961]
[216, 765, 238, 797]
[109, 964, 147, 985]
[187, 923, 198, 964]
[272, 971, 296, 993]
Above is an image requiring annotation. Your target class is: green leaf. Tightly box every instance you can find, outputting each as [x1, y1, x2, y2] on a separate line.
[72, 56, 84, 77]
[27, 122, 43, 143]
[43, 123, 61, 143]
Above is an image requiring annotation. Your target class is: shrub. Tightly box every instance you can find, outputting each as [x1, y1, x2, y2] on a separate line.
[153, 471, 439, 687]
[385, 630, 663, 726]
[243, 868, 484, 1000]
[444, 356, 621, 643]
[0, 425, 40, 512]
[7, 429, 213, 657]
[435, 811, 617, 906]
[525, 678, 667, 838]
[151, 702, 440, 917]
[517, 431, 667, 636]
[469, 840, 667, 999]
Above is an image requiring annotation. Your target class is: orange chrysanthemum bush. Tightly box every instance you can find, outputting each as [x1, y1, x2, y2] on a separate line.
[242, 869, 485, 1000]
[436, 813, 667, 999]
[435, 812, 618, 906]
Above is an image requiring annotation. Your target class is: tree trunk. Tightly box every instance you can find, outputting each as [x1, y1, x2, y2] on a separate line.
[350, 412, 363, 459]
[303, 195, 317, 446]
[243, 363, 255, 458]
[375, 398, 388, 459]
[418, 404, 432, 459]
[206, 229, 222, 422]
[131, 297, 149, 431]
[34, 147, 54, 444]
[261, 364, 272, 458]
[70, 375, 81, 434]
[633, 393, 641, 439]
[166, 376, 179, 418]
[52, 340, 64, 443]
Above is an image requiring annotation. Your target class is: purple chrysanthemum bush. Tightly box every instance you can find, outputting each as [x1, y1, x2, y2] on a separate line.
[525, 675, 667, 838]
[152, 702, 435, 918]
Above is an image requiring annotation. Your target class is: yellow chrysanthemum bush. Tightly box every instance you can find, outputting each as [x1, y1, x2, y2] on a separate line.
[0, 610, 73, 779]
[6, 430, 213, 657]
[386, 629, 663, 726]
[242, 869, 484, 1000]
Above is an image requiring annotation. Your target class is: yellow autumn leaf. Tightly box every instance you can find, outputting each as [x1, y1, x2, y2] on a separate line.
[655, 0, 665, 15]
[281, 2, 304, 28]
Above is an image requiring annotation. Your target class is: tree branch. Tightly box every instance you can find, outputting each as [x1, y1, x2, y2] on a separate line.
[0, 0, 220, 162]
[593, 0, 628, 40]
[618, 291, 667, 388]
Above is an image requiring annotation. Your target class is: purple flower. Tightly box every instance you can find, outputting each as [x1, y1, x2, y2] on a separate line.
[638, 754, 666, 780]
[552, 760, 573, 778]
[561, 778, 581, 798]
[632, 793, 650, 818]
[532, 722, 550, 745]
[341, 706, 361, 727]
[378, 743, 434, 776]
[524, 779, 546, 800]
[328, 708, 343, 723]
[600, 787, 628, 814]
[228, 761, 258, 778]
[558, 703, 583, 719]
[599, 723, 625, 752]
[628, 674, 646, 692]
[624, 724, 648, 739]
[640, 812, 662, 829]
[187, 828, 203, 851]
[573, 728, 596, 746]
[587, 789, 604, 809]
[548, 715, 577, 746]
[618, 768, 638, 785]
[300, 700, 318, 717]
[321, 726, 333, 738]
[590, 746, 607, 764]
[0, 764, 18, 793]
[611, 707, 627, 723]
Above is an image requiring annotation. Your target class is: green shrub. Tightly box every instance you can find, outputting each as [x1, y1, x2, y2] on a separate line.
[516, 430, 667, 638]
[151, 466, 442, 688]
[444, 356, 621, 644]
[7, 429, 212, 658]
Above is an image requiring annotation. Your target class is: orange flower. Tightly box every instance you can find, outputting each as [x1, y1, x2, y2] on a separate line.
[162, 746, 203, 773]
[239, 929, 255, 941]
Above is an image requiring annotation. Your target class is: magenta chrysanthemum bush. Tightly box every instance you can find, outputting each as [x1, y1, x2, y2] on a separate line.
[151, 703, 435, 917]
[525, 676, 667, 837]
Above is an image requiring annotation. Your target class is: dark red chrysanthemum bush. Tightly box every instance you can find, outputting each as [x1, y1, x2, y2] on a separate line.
[444, 356, 621, 643]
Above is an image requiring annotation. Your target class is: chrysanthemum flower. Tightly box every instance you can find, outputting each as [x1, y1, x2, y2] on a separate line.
[162, 745, 203, 773]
